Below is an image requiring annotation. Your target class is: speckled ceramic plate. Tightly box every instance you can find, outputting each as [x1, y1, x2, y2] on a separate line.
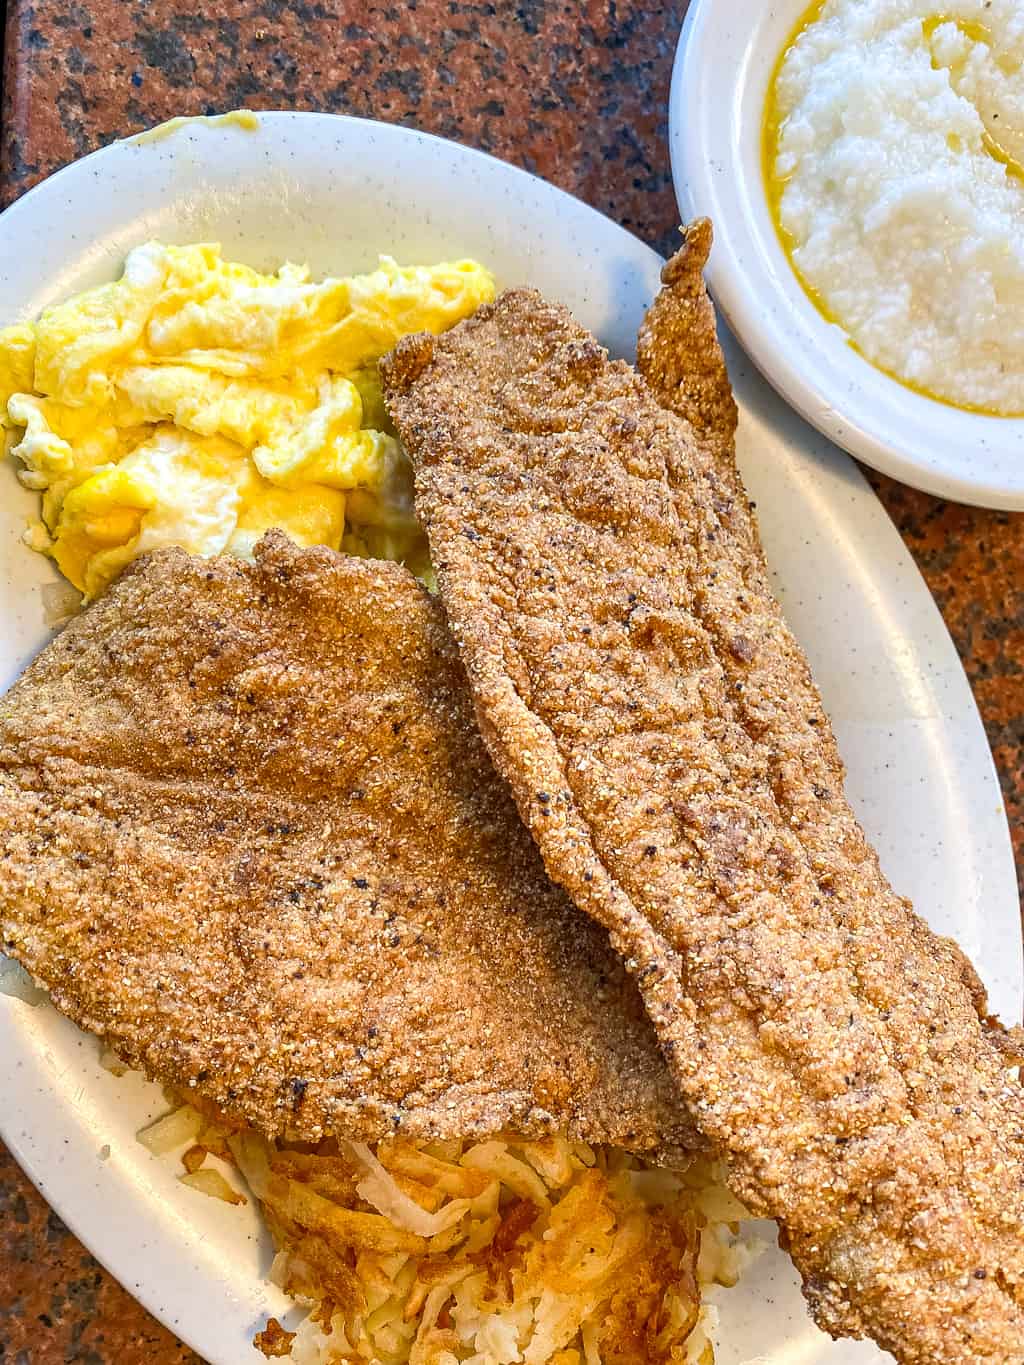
[0, 113, 1019, 1365]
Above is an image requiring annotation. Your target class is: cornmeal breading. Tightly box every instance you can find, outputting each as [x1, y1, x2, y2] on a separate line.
[0, 534, 693, 1154]
[381, 236, 1024, 1365]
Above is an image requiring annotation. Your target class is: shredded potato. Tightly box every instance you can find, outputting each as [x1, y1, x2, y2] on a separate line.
[182, 1144, 207, 1175]
[148, 1103, 758, 1364]
[180, 1167, 247, 1205]
[138, 1104, 203, 1155]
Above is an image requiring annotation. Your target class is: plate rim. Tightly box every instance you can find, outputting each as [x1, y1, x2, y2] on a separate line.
[0, 108, 1019, 1365]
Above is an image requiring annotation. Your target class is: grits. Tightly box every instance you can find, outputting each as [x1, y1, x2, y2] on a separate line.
[766, 0, 1024, 415]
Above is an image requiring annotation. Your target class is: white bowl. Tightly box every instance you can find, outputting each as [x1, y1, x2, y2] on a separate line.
[669, 0, 1024, 510]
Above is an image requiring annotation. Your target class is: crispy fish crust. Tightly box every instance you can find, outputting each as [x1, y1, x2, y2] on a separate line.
[0, 533, 693, 1152]
[382, 238, 1024, 1363]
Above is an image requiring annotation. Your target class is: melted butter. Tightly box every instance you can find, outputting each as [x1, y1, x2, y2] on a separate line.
[762, 0, 824, 269]
[924, 18, 1024, 181]
[763, 3, 1024, 417]
[982, 129, 1024, 182]
[763, 0, 872, 339]
[130, 110, 260, 146]
[922, 13, 991, 47]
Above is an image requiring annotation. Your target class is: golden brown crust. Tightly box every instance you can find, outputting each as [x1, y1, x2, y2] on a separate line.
[0, 533, 694, 1153]
[382, 278, 1024, 1363]
[636, 219, 738, 455]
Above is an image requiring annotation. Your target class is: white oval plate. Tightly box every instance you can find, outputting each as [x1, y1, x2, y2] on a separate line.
[669, 0, 1024, 511]
[0, 113, 1019, 1365]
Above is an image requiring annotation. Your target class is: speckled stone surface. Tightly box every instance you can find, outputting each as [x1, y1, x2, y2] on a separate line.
[0, 1143, 198, 1363]
[1, 1, 1023, 1361]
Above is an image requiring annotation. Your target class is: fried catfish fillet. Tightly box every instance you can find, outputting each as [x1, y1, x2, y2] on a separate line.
[0, 533, 694, 1153]
[381, 237, 1024, 1363]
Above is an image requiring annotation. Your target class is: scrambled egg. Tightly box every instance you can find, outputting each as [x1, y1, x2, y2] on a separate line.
[1, 243, 495, 598]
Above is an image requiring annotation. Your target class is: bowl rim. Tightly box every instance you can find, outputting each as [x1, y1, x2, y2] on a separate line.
[669, 0, 1024, 511]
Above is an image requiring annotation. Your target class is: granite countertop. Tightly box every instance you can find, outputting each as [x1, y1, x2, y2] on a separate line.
[1, 1, 1023, 1361]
